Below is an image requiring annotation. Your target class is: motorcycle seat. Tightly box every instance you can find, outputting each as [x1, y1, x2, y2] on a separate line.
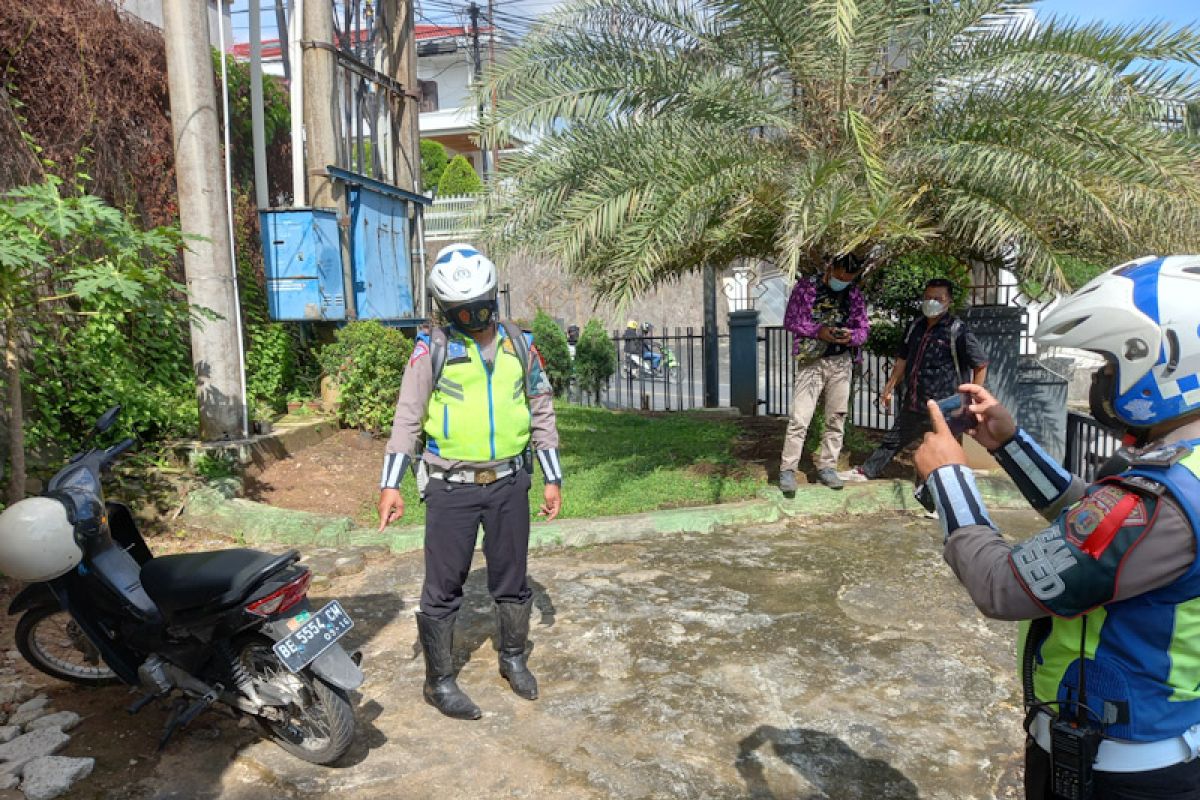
[140, 548, 300, 617]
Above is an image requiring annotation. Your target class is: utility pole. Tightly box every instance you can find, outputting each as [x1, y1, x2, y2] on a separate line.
[384, 0, 422, 196]
[468, 2, 489, 179]
[303, 0, 355, 316]
[162, 0, 246, 440]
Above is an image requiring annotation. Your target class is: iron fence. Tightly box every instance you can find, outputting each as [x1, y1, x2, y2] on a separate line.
[572, 328, 718, 411]
[759, 326, 897, 431]
[1065, 411, 1121, 483]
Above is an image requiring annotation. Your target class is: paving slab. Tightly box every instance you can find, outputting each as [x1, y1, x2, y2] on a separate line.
[110, 508, 1043, 799]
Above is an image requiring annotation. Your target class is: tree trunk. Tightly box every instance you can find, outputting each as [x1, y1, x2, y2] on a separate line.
[5, 316, 26, 504]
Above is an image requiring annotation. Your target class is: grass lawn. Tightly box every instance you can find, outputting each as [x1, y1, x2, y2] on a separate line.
[374, 403, 763, 526]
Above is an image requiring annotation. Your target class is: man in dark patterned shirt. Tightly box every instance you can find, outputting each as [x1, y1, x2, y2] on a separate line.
[846, 278, 988, 481]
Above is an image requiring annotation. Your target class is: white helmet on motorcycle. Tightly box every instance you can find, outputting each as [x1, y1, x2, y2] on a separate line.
[1034, 255, 1200, 430]
[428, 244, 498, 332]
[0, 496, 81, 581]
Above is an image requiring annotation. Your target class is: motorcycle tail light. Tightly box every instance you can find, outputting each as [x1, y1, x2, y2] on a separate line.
[245, 569, 312, 617]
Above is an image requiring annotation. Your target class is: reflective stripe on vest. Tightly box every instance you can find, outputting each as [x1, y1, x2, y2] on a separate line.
[1030, 440, 1200, 741]
[422, 330, 531, 462]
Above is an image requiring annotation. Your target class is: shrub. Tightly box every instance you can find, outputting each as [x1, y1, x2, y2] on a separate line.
[861, 249, 971, 355]
[420, 140, 449, 192]
[573, 318, 617, 400]
[437, 155, 483, 196]
[246, 323, 297, 415]
[317, 321, 413, 434]
[531, 311, 572, 397]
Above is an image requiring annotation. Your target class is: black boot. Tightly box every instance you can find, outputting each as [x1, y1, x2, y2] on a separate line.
[495, 598, 538, 700]
[415, 611, 481, 720]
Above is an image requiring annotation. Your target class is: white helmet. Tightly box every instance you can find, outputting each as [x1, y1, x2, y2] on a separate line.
[1035, 255, 1200, 429]
[429, 244, 497, 306]
[0, 497, 81, 582]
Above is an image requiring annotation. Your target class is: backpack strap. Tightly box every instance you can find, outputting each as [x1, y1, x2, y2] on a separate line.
[429, 325, 451, 387]
[949, 318, 964, 382]
[500, 320, 531, 391]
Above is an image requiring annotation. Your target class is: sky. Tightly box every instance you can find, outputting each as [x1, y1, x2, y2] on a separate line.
[1033, 0, 1198, 27]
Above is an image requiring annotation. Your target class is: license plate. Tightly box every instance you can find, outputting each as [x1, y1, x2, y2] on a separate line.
[272, 600, 354, 673]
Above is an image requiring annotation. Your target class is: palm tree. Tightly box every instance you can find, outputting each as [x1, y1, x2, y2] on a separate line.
[478, 0, 1200, 303]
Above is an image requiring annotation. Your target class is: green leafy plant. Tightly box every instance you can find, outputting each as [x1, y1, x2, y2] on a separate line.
[246, 323, 297, 415]
[193, 451, 238, 481]
[480, 0, 1200, 302]
[317, 321, 413, 434]
[436, 154, 484, 196]
[531, 311, 572, 397]
[861, 250, 971, 354]
[1, 177, 192, 502]
[573, 319, 617, 400]
[421, 140, 449, 192]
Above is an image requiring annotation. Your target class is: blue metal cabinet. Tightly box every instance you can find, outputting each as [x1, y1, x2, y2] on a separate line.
[260, 209, 346, 321]
[348, 186, 415, 320]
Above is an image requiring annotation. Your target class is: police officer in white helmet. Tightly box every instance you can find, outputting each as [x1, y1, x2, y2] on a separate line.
[378, 244, 563, 720]
[915, 256, 1200, 798]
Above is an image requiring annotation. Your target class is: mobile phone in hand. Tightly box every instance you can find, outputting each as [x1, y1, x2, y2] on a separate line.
[935, 393, 973, 437]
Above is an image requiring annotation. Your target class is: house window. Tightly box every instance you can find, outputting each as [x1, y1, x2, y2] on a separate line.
[419, 80, 438, 113]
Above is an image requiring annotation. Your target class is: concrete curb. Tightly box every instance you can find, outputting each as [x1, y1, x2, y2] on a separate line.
[183, 472, 1030, 555]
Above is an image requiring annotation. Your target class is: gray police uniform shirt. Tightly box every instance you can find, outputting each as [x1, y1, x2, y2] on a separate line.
[944, 418, 1200, 620]
[383, 328, 560, 478]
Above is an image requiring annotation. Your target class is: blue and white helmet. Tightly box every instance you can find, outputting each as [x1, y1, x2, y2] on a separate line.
[1035, 255, 1200, 428]
[428, 244, 497, 307]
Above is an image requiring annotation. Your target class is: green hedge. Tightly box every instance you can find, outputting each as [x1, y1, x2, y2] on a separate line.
[317, 322, 413, 434]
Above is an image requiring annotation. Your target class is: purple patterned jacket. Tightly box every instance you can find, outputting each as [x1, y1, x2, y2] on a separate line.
[783, 276, 870, 359]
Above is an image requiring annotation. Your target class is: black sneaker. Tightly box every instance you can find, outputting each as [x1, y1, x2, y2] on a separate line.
[779, 470, 798, 493]
[816, 468, 844, 490]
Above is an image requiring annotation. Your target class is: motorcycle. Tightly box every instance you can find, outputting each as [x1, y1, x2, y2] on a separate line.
[623, 343, 680, 382]
[2, 407, 362, 764]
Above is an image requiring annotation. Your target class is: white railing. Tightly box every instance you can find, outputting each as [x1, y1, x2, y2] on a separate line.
[424, 194, 483, 238]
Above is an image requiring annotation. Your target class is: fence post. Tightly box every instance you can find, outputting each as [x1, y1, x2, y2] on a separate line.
[729, 309, 759, 416]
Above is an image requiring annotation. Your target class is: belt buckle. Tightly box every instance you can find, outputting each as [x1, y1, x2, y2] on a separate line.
[475, 469, 497, 485]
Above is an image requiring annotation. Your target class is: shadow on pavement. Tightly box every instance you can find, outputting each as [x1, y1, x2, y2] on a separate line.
[737, 725, 920, 800]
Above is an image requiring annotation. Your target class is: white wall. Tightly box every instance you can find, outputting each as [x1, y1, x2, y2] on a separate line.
[417, 53, 473, 111]
[117, 0, 234, 48]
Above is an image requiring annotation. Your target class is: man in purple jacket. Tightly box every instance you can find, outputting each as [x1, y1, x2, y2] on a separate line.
[779, 253, 870, 492]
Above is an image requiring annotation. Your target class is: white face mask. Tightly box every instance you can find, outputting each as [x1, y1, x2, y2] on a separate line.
[921, 299, 946, 318]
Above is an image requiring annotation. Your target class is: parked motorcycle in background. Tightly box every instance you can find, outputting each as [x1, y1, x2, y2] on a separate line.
[0, 407, 363, 764]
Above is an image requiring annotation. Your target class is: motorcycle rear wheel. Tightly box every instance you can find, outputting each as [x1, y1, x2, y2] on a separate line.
[237, 637, 356, 765]
[16, 606, 119, 686]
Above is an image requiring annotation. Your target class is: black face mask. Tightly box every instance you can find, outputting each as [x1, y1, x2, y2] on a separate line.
[1088, 368, 1126, 435]
[444, 298, 497, 333]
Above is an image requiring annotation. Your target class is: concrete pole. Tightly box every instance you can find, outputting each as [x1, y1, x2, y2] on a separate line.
[303, 0, 355, 316]
[288, 0, 306, 205]
[162, 0, 246, 441]
[385, 0, 422, 196]
[250, 0, 270, 208]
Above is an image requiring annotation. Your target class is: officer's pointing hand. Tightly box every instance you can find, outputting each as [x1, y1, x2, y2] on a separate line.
[914, 400, 967, 481]
[378, 488, 404, 531]
[539, 484, 562, 522]
[958, 382, 1016, 451]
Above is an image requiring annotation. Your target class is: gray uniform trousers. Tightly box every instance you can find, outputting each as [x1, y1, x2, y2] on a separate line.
[420, 470, 534, 618]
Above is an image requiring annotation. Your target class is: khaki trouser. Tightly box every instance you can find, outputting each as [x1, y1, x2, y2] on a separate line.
[780, 352, 852, 472]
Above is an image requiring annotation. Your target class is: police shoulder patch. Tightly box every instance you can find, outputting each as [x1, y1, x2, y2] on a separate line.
[1064, 484, 1148, 549]
[408, 341, 429, 366]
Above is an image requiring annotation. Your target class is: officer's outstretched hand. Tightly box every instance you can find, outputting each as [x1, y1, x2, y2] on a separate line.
[958, 382, 1016, 451]
[378, 488, 404, 531]
[539, 484, 562, 522]
[914, 400, 967, 481]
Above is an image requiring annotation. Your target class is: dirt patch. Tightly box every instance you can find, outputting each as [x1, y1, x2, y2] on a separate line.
[244, 428, 386, 527]
[728, 415, 913, 483]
